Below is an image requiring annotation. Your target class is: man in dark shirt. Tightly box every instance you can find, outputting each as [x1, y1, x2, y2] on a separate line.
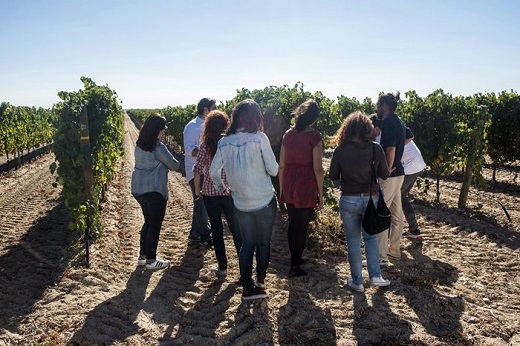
[376, 92, 406, 263]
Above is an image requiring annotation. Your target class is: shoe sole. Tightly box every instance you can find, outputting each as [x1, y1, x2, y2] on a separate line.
[371, 282, 391, 287]
[145, 262, 170, 270]
[242, 293, 268, 300]
[403, 232, 423, 239]
[137, 262, 146, 266]
[347, 284, 364, 292]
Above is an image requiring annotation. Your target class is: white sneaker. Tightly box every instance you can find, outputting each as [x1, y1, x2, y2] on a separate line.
[145, 258, 170, 270]
[370, 276, 391, 286]
[346, 278, 364, 292]
[137, 255, 146, 266]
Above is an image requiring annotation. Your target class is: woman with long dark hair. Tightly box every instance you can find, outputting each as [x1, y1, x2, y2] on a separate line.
[131, 114, 179, 270]
[279, 99, 324, 277]
[193, 110, 242, 278]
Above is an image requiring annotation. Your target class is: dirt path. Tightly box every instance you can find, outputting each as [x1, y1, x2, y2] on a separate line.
[0, 116, 519, 345]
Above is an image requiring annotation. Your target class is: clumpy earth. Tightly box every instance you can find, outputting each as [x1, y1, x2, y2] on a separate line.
[0, 116, 518, 345]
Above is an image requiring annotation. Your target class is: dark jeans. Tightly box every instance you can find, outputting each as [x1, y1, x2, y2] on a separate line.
[234, 196, 277, 291]
[286, 204, 314, 267]
[133, 192, 167, 261]
[203, 195, 242, 270]
[189, 177, 211, 240]
[401, 170, 424, 231]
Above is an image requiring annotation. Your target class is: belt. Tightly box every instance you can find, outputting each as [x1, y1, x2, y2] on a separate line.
[342, 192, 377, 197]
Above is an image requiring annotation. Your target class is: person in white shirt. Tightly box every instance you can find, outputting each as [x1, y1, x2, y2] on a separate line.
[210, 99, 278, 301]
[401, 127, 426, 239]
[183, 98, 215, 246]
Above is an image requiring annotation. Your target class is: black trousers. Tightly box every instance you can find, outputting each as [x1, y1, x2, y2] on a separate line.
[203, 195, 242, 270]
[134, 192, 167, 261]
[286, 204, 314, 267]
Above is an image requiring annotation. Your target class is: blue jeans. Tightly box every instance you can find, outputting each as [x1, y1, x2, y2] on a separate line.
[189, 178, 211, 240]
[234, 196, 277, 291]
[339, 194, 382, 285]
[133, 192, 167, 261]
[203, 195, 242, 270]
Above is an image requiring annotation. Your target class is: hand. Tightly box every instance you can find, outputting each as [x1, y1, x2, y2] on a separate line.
[317, 196, 324, 210]
[195, 190, 203, 200]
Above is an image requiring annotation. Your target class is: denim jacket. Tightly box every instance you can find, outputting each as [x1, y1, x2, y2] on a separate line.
[131, 140, 180, 200]
[209, 131, 278, 212]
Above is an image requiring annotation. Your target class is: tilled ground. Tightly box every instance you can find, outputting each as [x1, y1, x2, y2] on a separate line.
[0, 116, 518, 345]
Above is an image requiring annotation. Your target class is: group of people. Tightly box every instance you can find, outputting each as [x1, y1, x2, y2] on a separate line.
[130, 92, 426, 299]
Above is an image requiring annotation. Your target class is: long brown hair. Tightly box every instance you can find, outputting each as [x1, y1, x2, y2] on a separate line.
[293, 99, 319, 132]
[332, 111, 373, 147]
[227, 99, 263, 135]
[201, 110, 229, 157]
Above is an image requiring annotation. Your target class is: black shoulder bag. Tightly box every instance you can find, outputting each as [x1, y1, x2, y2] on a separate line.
[362, 143, 391, 235]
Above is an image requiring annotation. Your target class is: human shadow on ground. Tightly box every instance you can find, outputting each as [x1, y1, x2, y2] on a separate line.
[140, 243, 208, 342]
[270, 215, 338, 344]
[276, 266, 337, 345]
[414, 202, 520, 250]
[69, 268, 152, 344]
[69, 242, 206, 344]
[351, 288, 412, 345]
[398, 242, 469, 344]
[0, 201, 72, 333]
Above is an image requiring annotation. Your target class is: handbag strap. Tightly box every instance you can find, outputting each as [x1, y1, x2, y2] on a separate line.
[368, 142, 375, 200]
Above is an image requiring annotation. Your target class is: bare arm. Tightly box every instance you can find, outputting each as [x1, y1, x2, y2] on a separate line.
[278, 144, 285, 196]
[313, 141, 324, 209]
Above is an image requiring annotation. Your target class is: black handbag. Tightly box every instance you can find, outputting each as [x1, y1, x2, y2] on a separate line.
[362, 143, 391, 235]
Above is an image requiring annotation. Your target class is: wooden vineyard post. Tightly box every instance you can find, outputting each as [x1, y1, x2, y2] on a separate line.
[80, 106, 94, 268]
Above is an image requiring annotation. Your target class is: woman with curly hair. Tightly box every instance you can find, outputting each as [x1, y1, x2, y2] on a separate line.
[194, 110, 242, 279]
[329, 111, 391, 292]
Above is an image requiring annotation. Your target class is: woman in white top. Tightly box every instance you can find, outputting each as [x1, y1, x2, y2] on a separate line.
[401, 127, 426, 239]
[210, 99, 278, 301]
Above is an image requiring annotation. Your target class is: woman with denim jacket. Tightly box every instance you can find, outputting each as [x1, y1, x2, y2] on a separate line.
[209, 99, 278, 301]
[131, 114, 179, 271]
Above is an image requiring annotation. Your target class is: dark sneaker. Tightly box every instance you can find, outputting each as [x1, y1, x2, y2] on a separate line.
[213, 266, 227, 278]
[403, 229, 423, 240]
[200, 238, 213, 248]
[255, 276, 266, 288]
[242, 287, 268, 301]
[188, 235, 200, 242]
[288, 266, 307, 277]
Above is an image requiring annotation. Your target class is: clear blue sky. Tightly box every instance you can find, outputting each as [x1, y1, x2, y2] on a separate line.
[1, 0, 519, 109]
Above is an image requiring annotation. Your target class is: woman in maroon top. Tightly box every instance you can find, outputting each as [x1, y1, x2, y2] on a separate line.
[279, 99, 324, 277]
